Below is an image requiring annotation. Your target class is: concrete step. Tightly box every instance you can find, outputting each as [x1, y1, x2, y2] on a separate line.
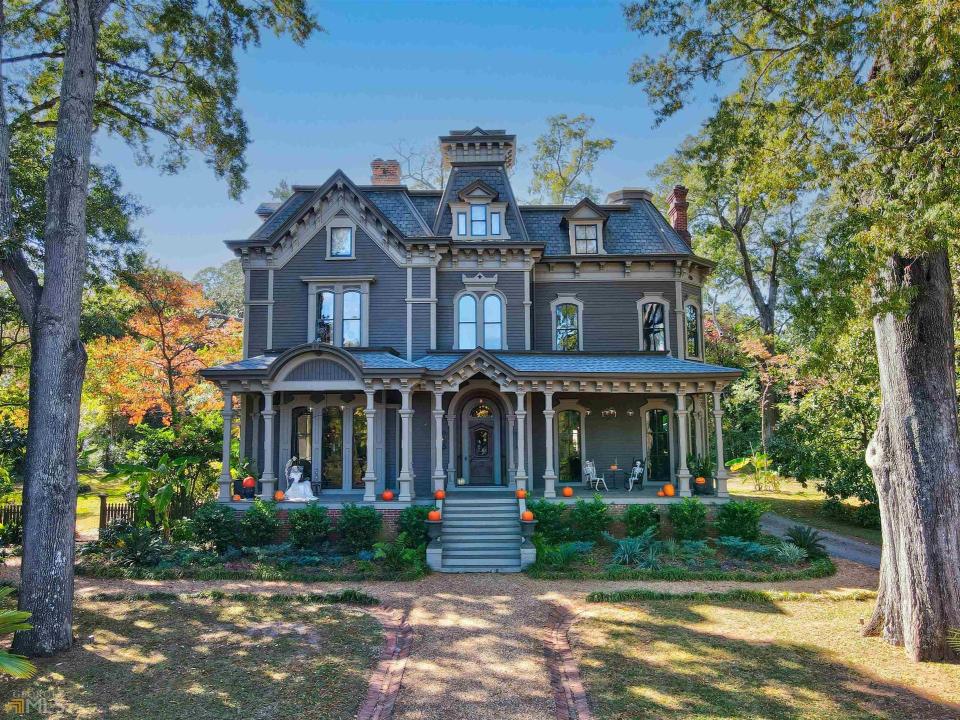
[444, 551, 520, 561]
[439, 565, 522, 573]
[441, 537, 521, 546]
[441, 554, 520, 566]
[443, 518, 519, 527]
[443, 498, 517, 506]
[442, 511, 518, 519]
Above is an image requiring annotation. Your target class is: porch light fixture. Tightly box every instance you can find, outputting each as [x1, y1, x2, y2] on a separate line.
[626, 409, 635, 417]
[601, 407, 617, 418]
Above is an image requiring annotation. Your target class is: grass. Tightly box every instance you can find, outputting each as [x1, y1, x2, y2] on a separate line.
[0, 592, 383, 719]
[0, 472, 131, 536]
[728, 476, 883, 545]
[572, 593, 960, 720]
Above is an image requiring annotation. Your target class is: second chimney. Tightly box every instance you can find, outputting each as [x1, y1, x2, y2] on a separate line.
[667, 185, 690, 244]
[370, 158, 401, 186]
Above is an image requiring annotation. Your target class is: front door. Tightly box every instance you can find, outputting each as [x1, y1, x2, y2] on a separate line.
[647, 409, 671, 482]
[461, 398, 500, 485]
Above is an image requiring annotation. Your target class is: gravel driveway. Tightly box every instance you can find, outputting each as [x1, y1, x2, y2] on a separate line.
[761, 512, 882, 568]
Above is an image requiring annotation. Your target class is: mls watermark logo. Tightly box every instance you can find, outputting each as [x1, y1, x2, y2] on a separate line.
[4, 688, 60, 715]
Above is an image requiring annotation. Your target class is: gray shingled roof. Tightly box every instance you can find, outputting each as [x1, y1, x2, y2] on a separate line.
[362, 189, 432, 236]
[520, 201, 690, 256]
[250, 191, 312, 240]
[349, 350, 422, 370]
[434, 165, 528, 240]
[408, 193, 441, 225]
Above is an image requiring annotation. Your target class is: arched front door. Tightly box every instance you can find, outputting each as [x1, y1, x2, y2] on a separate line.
[646, 408, 672, 483]
[461, 398, 501, 486]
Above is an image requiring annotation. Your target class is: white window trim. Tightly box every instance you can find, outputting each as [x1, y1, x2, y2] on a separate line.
[684, 299, 703, 360]
[550, 295, 584, 351]
[449, 200, 511, 241]
[637, 294, 672, 354]
[567, 221, 605, 255]
[554, 400, 588, 483]
[453, 288, 508, 350]
[303, 276, 372, 346]
[326, 218, 356, 260]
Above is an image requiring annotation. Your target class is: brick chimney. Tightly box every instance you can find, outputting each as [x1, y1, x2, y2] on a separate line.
[370, 158, 401, 185]
[667, 184, 690, 243]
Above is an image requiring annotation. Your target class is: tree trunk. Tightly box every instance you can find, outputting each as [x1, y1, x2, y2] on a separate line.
[12, 0, 105, 657]
[863, 249, 960, 662]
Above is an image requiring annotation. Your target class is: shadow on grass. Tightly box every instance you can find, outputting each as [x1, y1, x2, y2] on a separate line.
[575, 598, 959, 720]
[0, 595, 382, 720]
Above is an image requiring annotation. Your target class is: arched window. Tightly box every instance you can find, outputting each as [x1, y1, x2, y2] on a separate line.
[458, 295, 477, 349]
[642, 302, 667, 351]
[686, 304, 700, 357]
[342, 291, 362, 347]
[483, 295, 503, 350]
[555, 303, 580, 351]
[470, 401, 493, 418]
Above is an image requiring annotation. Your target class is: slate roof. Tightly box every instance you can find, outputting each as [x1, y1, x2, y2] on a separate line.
[434, 165, 529, 241]
[361, 188, 432, 236]
[203, 350, 739, 378]
[408, 192, 442, 225]
[250, 191, 312, 240]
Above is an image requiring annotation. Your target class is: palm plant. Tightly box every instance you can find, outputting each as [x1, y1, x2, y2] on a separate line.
[0, 587, 36, 678]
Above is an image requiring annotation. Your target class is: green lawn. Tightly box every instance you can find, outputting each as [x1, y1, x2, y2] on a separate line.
[1, 473, 131, 536]
[0, 593, 383, 719]
[728, 477, 883, 545]
[574, 592, 960, 720]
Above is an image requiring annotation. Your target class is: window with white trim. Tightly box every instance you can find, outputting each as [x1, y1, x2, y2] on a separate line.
[455, 290, 506, 350]
[342, 291, 362, 347]
[470, 204, 487, 236]
[329, 227, 353, 257]
[555, 303, 580, 351]
[458, 295, 477, 350]
[574, 224, 599, 254]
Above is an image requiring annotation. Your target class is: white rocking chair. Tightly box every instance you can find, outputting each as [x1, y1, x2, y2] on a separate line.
[583, 460, 609, 492]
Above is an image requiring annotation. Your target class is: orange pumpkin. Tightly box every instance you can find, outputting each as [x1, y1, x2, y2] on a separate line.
[434, 489, 446, 500]
[694, 476, 707, 485]
[427, 509, 442, 521]
[242, 475, 256, 489]
[657, 489, 666, 497]
[521, 510, 534, 522]
[515, 489, 527, 499]
[663, 484, 676, 497]
[273, 490, 285, 502]
[561, 486, 574, 498]
[381, 489, 395, 501]
[232, 494, 242, 501]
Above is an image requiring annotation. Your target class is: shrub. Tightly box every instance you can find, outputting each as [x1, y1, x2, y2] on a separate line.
[717, 536, 772, 561]
[337, 504, 382, 552]
[0, 517, 23, 546]
[785, 524, 828, 559]
[373, 532, 423, 573]
[533, 539, 594, 570]
[396, 505, 431, 548]
[170, 518, 196, 543]
[240, 499, 280, 546]
[193, 501, 239, 552]
[769, 542, 808, 565]
[93, 521, 165, 566]
[821, 497, 882, 530]
[288, 503, 332, 549]
[603, 528, 660, 568]
[714, 500, 766, 541]
[621, 505, 661, 538]
[526, 499, 570, 544]
[668, 497, 708, 540]
[569, 494, 611, 541]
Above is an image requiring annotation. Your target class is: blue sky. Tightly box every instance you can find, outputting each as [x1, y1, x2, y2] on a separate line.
[97, 0, 712, 275]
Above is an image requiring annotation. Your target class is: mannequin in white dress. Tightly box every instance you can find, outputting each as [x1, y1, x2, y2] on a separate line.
[283, 458, 316, 501]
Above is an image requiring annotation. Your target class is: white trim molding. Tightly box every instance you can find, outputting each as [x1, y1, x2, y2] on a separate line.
[325, 216, 357, 260]
[303, 276, 373, 346]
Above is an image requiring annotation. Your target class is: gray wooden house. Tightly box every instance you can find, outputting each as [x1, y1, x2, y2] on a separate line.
[201, 128, 740, 570]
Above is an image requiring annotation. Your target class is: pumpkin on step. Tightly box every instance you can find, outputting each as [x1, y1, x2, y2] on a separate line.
[663, 484, 676, 497]
[561, 486, 574, 497]
[657, 489, 666, 497]
[521, 510, 534, 522]
[515, 489, 527, 499]
[427, 510, 442, 521]
[381, 490, 395, 501]
[434, 489, 446, 500]
[232, 494, 242, 502]
[242, 476, 256, 489]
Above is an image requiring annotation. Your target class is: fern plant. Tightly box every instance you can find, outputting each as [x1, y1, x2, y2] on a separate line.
[948, 628, 960, 654]
[0, 587, 35, 678]
[785, 525, 828, 559]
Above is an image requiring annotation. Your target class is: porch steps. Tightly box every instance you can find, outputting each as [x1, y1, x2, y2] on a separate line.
[439, 493, 522, 573]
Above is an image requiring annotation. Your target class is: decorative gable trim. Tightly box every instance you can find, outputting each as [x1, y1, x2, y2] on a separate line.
[457, 179, 499, 202]
[562, 197, 609, 223]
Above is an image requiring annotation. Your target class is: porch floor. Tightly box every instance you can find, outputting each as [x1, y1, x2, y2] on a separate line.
[533, 483, 726, 504]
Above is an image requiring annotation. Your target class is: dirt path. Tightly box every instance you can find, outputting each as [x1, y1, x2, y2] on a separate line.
[0, 560, 878, 720]
[761, 512, 882, 568]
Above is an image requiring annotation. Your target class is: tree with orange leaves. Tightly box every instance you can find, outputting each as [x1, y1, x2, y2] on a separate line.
[85, 268, 241, 427]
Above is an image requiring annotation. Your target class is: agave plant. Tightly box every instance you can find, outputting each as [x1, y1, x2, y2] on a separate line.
[0, 587, 35, 678]
[785, 525, 828, 560]
[769, 542, 808, 565]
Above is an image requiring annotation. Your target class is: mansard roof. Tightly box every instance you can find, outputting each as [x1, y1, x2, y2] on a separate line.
[433, 164, 530, 240]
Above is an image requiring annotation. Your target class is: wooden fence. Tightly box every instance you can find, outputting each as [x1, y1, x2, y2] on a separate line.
[0, 503, 22, 527]
[98, 494, 134, 530]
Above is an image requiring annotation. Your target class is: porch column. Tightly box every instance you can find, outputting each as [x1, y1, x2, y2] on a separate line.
[446, 412, 456, 487]
[515, 388, 528, 491]
[219, 388, 234, 501]
[675, 390, 691, 497]
[713, 389, 729, 497]
[398, 385, 414, 502]
[363, 389, 377, 501]
[542, 389, 557, 498]
[507, 412, 516, 482]
[432, 387, 446, 492]
[260, 390, 277, 499]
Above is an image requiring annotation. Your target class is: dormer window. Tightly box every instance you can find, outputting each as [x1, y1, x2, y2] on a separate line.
[491, 212, 501, 235]
[470, 204, 487, 236]
[457, 212, 467, 235]
[449, 179, 511, 240]
[574, 224, 599, 254]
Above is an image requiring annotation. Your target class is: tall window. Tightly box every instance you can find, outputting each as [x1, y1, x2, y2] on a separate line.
[555, 303, 580, 351]
[470, 204, 487, 236]
[647, 409, 671, 482]
[574, 224, 599, 254]
[291, 407, 313, 481]
[557, 409, 583, 482]
[351, 406, 366, 489]
[642, 302, 666, 351]
[316, 291, 334, 343]
[483, 295, 503, 349]
[342, 291, 362, 347]
[330, 227, 353, 257]
[458, 295, 477, 349]
[321, 405, 344, 490]
[457, 212, 467, 235]
[491, 212, 501, 235]
[686, 304, 700, 357]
